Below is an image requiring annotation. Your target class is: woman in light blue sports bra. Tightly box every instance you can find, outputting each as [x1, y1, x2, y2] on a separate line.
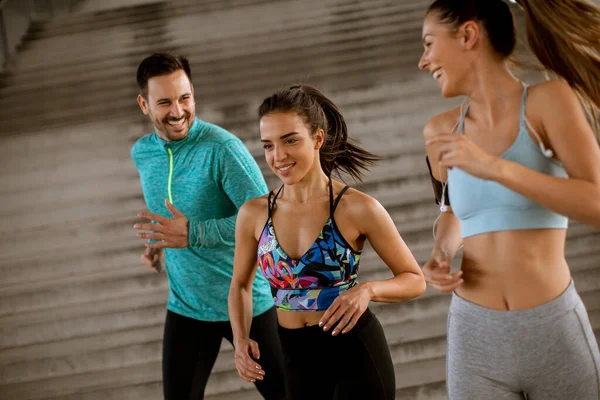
[418, 0, 600, 399]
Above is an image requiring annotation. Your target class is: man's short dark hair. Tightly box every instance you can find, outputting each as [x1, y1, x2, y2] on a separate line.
[136, 53, 192, 98]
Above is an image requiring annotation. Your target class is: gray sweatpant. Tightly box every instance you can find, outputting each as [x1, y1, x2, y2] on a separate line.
[447, 280, 600, 399]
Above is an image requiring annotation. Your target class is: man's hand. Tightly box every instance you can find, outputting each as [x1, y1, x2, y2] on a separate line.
[134, 200, 189, 249]
[141, 247, 164, 273]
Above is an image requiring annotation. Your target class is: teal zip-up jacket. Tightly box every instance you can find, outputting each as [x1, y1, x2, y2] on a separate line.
[131, 117, 274, 321]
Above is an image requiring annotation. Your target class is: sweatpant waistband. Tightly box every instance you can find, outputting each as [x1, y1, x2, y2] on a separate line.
[450, 280, 581, 328]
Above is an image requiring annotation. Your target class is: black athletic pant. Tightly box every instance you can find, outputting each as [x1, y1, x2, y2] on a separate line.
[278, 308, 396, 400]
[162, 307, 286, 399]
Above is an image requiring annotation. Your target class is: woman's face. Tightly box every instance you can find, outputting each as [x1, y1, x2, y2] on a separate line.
[260, 111, 324, 185]
[418, 13, 473, 98]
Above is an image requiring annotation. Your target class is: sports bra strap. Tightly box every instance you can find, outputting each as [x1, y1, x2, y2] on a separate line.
[270, 179, 348, 217]
[331, 185, 350, 216]
[267, 191, 274, 219]
[457, 102, 470, 134]
[328, 176, 334, 209]
[269, 185, 284, 218]
[459, 84, 529, 134]
[519, 84, 529, 128]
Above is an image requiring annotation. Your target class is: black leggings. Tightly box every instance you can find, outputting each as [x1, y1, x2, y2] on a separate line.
[162, 307, 286, 400]
[278, 308, 396, 400]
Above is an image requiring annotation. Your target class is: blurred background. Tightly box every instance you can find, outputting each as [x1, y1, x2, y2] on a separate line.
[0, 0, 598, 399]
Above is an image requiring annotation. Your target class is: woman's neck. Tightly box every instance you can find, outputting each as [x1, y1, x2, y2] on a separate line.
[283, 167, 330, 204]
[462, 61, 524, 127]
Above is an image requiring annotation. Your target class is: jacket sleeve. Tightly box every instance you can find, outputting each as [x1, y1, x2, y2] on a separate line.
[188, 138, 268, 248]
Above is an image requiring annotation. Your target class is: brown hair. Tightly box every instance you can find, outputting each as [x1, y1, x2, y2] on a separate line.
[136, 53, 192, 98]
[517, 0, 600, 132]
[427, 0, 600, 133]
[258, 84, 381, 182]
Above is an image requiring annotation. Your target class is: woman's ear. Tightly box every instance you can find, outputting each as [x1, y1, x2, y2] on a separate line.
[460, 20, 481, 51]
[314, 129, 325, 150]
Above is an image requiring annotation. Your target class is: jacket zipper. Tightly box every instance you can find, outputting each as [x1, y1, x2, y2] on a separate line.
[167, 147, 174, 204]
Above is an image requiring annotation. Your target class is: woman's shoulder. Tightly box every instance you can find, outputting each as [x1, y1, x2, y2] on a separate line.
[332, 182, 384, 219]
[423, 106, 464, 140]
[527, 80, 580, 112]
[528, 79, 573, 97]
[239, 194, 271, 223]
[524, 80, 586, 135]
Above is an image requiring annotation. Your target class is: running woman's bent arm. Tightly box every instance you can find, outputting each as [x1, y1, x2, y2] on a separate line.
[428, 82, 600, 229]
[423, 116, 464, 293]
[319, 193, 426, 336]
[228, 200, 265, 383]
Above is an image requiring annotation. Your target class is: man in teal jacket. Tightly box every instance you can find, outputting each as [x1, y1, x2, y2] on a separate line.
[131, 53, 285, 399]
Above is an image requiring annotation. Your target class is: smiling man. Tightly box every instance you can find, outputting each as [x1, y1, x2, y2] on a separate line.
[130, 53, 285, 400]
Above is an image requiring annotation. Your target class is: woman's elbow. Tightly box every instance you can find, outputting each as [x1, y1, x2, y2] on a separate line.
[578, 198, 600, 229]
[228, 280, 243, 300]
[412, 273, 427, 299]
[400, 271, 427, 301]
[229, 277, 254, 298]
[592, 198, 600, 229]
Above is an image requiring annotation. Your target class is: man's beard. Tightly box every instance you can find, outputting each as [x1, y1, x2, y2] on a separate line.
[152, 111, 193, 141]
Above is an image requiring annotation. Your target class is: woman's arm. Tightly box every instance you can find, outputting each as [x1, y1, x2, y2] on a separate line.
[493, 81, 600, 228]
[422, 114, 465, 293]
[228, 200, 265, 383]
[424, 208, 464, 293]
[423, 116, 464, 262]
[429, 81, 600, 228]
[359, 195, 427, 302]
[431, 210, 463, 259]
[318, 193, 426, 336]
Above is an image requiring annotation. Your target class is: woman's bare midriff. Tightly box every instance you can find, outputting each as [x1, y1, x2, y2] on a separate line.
[277, 309, 327, 329]
[455, 228, 572, 310]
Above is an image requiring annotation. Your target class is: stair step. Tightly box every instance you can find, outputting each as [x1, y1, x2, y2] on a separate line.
[6, 0, 424, 85]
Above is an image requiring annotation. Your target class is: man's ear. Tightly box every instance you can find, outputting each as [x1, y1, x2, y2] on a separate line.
[137, 94, 149, 115]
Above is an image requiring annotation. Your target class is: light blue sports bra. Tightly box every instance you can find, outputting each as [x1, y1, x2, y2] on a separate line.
[447, 84, 569, 238]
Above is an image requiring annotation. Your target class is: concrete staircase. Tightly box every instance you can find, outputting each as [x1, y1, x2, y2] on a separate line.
[0, 1, 598, 399]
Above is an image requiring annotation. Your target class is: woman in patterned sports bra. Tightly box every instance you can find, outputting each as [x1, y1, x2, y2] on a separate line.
[229, 84, 426, 399]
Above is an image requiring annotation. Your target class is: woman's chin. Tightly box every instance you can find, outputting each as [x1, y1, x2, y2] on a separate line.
[439, 82, 462, 99]
[279, 175, 299, 185]
[273, 164, 313, 185]
[440, 86, 456, 98]
[274, 169, 296, 185]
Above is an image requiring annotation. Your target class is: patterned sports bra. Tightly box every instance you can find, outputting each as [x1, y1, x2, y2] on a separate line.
[257, 178, 361, 311]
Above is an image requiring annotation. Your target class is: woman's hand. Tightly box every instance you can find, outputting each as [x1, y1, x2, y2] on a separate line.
[233, 338, 265, 383]
[319, 283, 372, 336]
[423, 250, 463, 294]
[427, 134, 503, 181]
